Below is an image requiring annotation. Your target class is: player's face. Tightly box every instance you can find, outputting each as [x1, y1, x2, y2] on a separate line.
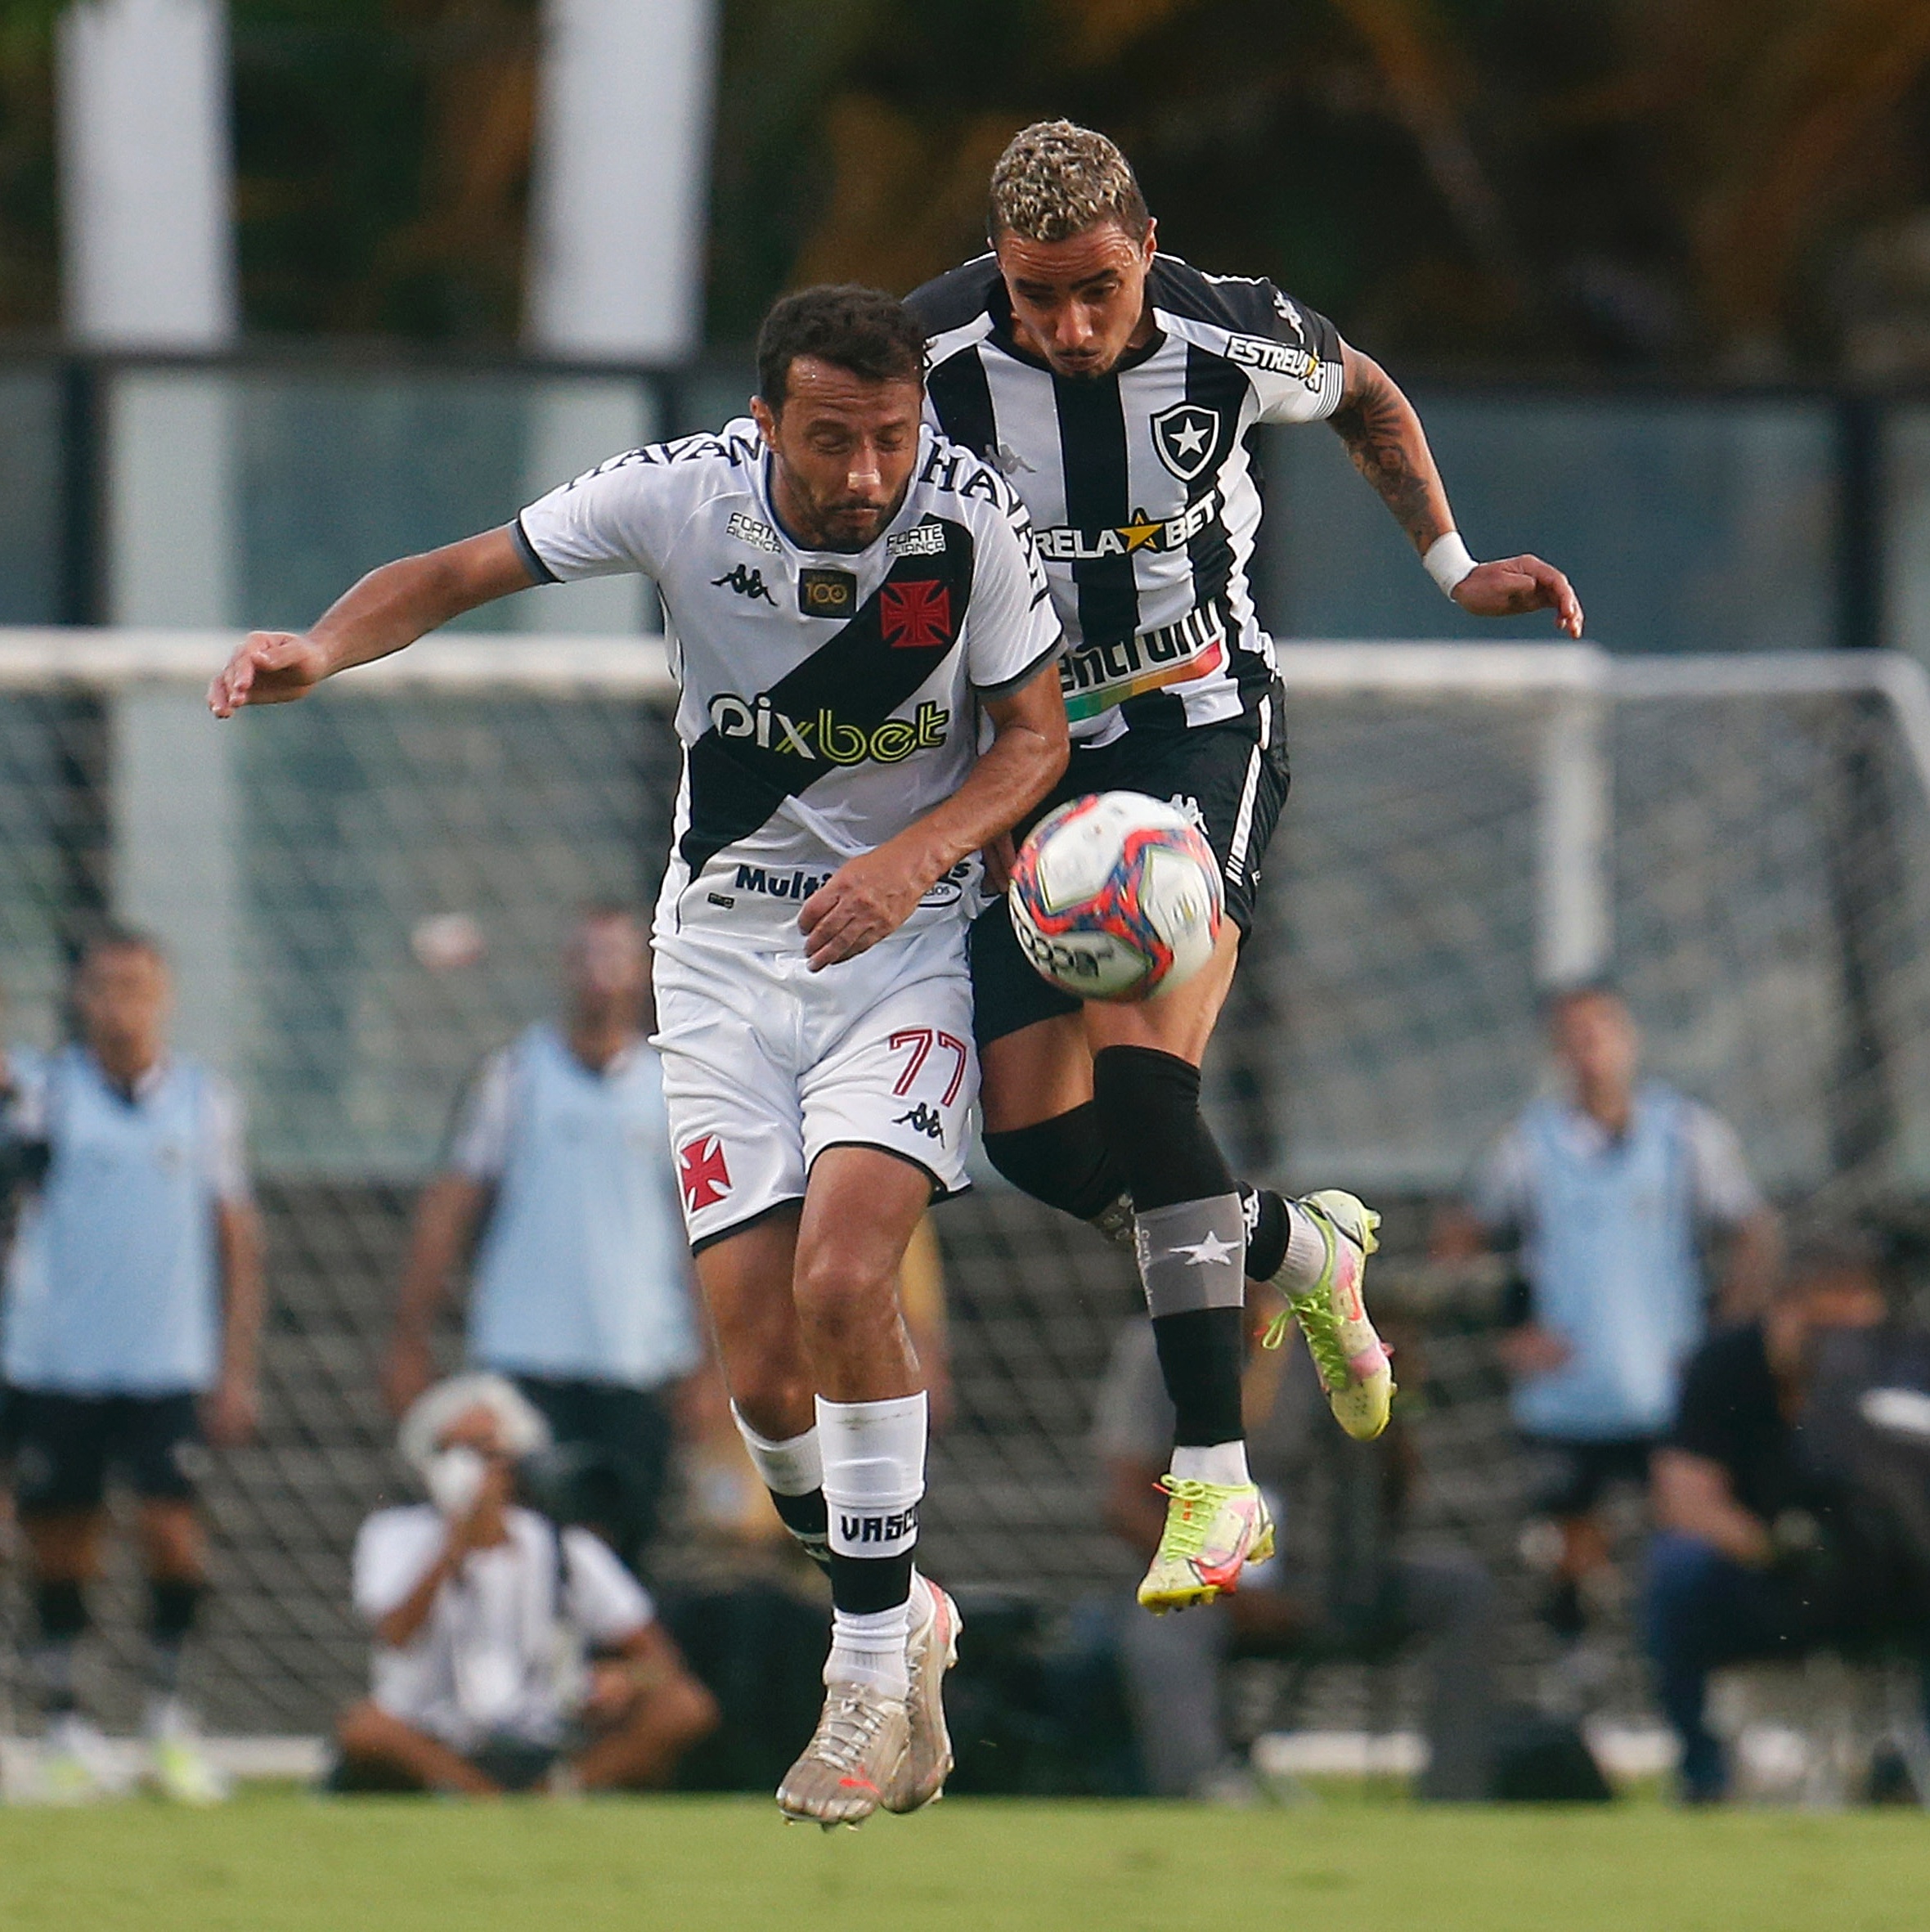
[437, 1404, 511, 1458]
[1551, 991, 1638, 1095]
[753, 359, 924, 552]
[997, 218, 1157, 379]
[74, 943, 170, 1069]
[568, 914, 649, 1013]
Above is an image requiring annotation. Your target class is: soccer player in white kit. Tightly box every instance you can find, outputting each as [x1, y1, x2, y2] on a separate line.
[209, 285, 1068, 1825]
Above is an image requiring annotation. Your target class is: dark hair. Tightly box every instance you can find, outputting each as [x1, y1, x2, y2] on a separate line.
[1539, 975, 1623, 1017]
[74, 922, 166, 973]
[756, 285, 927, 411]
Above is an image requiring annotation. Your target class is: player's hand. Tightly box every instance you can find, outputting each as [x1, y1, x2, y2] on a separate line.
[799, 844, 931, 969]
[447, 1458, 514, 1552]
[207, 631, 332, 717]
[581, 1660, 643, 1723]
[981, 833, 1017, 896]
[202, 1377, 261, 1447]
[1497, 1323, 1572, 1379]
[1452, 555, 1584, 638]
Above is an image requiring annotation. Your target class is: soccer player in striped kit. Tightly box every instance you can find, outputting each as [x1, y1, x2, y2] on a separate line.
[908, 122, 1585, 1611]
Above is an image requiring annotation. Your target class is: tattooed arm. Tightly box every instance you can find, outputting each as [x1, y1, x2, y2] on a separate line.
[1329, 342, 1583, 636]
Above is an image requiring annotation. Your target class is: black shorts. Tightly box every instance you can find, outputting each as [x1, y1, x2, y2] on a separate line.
[5, 1388, 203, 1513]
[1520, 1435, 1658, 1519]
[972, 711, 1291, 1049]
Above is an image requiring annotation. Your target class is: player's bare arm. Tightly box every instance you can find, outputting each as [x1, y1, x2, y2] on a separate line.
[385, 1173, 493, 1415]
[206, 527, 536, 717]
[205, 1197, 267, 1446]
[1331, 341, 1584, 637]
[798, 663, 1068, 970]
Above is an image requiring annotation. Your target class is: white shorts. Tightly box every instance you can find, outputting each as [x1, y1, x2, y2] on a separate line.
[653, 916, 977, 1251]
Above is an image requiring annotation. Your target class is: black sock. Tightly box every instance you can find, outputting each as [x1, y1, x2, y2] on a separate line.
[146, 1579, 204, 1696]
[769, 1488, 832, 1573]
[33, 1579, 88, 1717]
[1241, 1185, 1290, 1282]
[1092, 1046, 1247, 1448]
[1091, 1046, 1235, 1210]
[1151, 1308, 1248, 1445]
[828, 1550, 917, 1616]
[983, 1103, 1128, 1224]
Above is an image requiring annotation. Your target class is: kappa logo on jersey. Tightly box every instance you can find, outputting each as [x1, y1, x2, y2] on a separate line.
[678, 1134, 732, 1211]
[1225, 333, 1322, 388]
[707, 690, 951, 766]
[1151, 402, 1222, 482]
[725, 511, 781, 553]
[886, 521, 948, 559]
[798, 568, 858, 618]
[880, 580, 952, 649]
[1035, 490, 1223, 564]
[895, 1101, 945, 1143]
[712, 563, 776, 604]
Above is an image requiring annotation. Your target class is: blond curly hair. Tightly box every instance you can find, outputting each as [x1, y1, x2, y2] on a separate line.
[989, 119, 1150, 244]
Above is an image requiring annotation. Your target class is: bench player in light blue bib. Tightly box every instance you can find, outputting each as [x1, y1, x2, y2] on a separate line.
[1438, 982, 1778, 1641]
[2, 929, 266, 1803]
[387, 910, 700, 1571]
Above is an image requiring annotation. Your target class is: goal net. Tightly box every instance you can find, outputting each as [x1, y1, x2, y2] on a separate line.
[0, 631, 1927, 1737]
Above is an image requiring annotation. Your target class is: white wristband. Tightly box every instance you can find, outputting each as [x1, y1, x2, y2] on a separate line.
[1424, 532, 1479, 598]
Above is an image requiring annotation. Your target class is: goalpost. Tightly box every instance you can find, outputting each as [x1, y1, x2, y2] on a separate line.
[0, 628, 1927, 1732]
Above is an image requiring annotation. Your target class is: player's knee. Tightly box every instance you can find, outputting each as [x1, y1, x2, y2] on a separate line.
[139, 1503, 206, 1582]
[726, 1365, 815, 1442]
[792, 1245, 896, 1347]
[336, 1700, 397, 1761]
[23, 1526, 105, 1585]
[658, 1671, 720, 1749]
[983, 1104, 1124, 1222]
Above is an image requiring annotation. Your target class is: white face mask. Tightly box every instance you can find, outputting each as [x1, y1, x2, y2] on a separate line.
[426, 1445, 489, 1519]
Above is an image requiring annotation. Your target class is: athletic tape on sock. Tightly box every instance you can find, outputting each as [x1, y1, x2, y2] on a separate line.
[817, 1392, 927, 1566]
[1135, 1193, 1248, 1317]
[729, 1404, 824, 1495]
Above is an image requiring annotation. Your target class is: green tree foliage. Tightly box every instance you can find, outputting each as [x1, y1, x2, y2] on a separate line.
[0, 0, 1927, 366]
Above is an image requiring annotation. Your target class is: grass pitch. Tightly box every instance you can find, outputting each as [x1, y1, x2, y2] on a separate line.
[0, 1790, 1921, 1932]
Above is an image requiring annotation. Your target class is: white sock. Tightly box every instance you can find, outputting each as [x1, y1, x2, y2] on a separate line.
[729, 1404, 823, 1497]
[818, 1391, 927, 1699]
[828, 1603, 914, 1697]
[1170, 1440, 1251, 1486]
[1274, 1199, 1330, 1290]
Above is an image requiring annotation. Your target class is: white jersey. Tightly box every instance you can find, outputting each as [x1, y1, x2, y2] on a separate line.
[516, 419, 1062, 954]
[908, 254, 1344, 747]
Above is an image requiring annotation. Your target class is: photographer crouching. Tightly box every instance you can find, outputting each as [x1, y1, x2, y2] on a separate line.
[1646, 1228, 1930, 1804]
[335, 1376, 716, 1795]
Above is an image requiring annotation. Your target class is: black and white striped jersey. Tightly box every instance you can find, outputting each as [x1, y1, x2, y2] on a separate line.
[908, 253, 1344, 747]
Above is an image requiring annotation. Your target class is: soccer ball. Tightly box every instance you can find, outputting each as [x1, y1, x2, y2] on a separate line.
[1009, 792, 1224, 1002]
